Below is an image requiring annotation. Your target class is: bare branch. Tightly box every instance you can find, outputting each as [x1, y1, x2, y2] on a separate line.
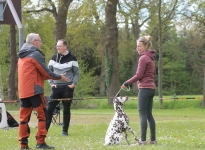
[138, 0, 145, 9]
[117, 1, 128, 16]
[162, 0, 178, 24]
[65, 0, 73, 5]
[47, 0, 58, 19]
[139, 16, 150, 28]
[24, 0, 58, 19]
[123, 0, 133, 10]
[25, 8, 54, 14]
[194, 13, 205, 24]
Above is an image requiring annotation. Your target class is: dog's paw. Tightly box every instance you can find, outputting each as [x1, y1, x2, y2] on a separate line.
[104, 143, 110, 146]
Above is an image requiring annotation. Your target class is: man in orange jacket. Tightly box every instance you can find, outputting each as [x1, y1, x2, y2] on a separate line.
[18, 33, 69, 149]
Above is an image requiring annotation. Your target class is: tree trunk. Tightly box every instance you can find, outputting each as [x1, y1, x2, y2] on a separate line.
[54, 0, 73, 41]
[0, 66, 3, 101]
[105, 0, 120, 104]
[158, 0, 163, 107]
[8, 25, 17, 100]
[24, 0, 73, 48]
[131, 54, 139, 92]
[202, 65, 205, 107]
[132, 19, 140, 93]
[99, 58, 106, 96]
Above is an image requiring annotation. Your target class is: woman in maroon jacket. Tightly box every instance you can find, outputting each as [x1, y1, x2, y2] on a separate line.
[122, 35, 157, 145]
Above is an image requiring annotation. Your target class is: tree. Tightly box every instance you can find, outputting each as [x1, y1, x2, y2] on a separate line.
[158, 0, 163, 107]
[146, 0, 179, 107]
[22, 1, 103, 97]
[8, 25, 17, 100]
[74, 60, 98, 97]
[203, 65, 205, 107]
[2, 0, 204, 100]
[191, 1, 205, 107]
[118, 0, 154, 93]
[0, 65, 3, 101]
[180, 0, 205, 106]
[25, 0, 74, 42]
[65, 0, 106, 96]
[162, 28, 188, 95]
[105, 0, 120, 104]
[0, 25, 10, 98]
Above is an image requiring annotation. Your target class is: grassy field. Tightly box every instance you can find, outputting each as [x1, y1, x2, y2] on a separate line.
[0, 108, 205, 150]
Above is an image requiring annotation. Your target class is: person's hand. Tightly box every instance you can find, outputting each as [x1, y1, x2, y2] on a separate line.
[68, 84, 75, 89]
[122, 82, 129, 89]
[60, 73, 69, 82]
[51, 84, 56, 88]
[121, 85, 127, 89]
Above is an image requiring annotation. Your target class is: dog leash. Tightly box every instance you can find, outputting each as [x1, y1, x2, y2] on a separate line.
[114, 85, 130, 99]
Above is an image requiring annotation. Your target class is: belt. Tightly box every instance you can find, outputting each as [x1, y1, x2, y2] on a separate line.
[55, 84, 68, 88]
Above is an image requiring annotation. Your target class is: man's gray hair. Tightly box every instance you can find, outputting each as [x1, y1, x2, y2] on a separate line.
[26, 33, 39, 44]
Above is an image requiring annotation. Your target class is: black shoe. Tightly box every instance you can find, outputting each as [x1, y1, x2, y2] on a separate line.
[62, 131, 68, 136]
[36, 143, 55, 149]
[12, 122, 19, 127]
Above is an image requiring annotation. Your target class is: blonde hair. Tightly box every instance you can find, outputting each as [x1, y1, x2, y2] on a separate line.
[137, 35, 152, 49]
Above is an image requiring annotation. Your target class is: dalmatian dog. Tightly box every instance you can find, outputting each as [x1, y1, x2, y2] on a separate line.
[104, 96, 138, 145]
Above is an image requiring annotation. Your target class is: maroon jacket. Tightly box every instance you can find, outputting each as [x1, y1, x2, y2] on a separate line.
[126, 50, 156, 89]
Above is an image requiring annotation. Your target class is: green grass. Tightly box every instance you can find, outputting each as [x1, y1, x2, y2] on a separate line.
[1, 108, 205, 149]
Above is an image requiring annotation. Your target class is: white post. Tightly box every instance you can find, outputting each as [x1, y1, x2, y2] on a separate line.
[6, 0, 23, 50]
[0, 102, 8, 128]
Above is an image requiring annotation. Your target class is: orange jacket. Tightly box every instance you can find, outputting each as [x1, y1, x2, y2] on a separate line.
[18, 43, 61, 99]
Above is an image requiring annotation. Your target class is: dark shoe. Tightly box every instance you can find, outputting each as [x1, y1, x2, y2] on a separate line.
[12, 123, 19, 127]
[36, 143, 55, 149]
[62, 131, 68, 136]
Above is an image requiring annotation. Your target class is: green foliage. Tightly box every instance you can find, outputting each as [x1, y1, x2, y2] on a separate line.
[66, 0, 104, 76]
[71, 60, 99, 108]
[74, 60, 98, 97]
[161, 28, 191, 95]
[176, 21, 205, 95]
[118, 29, 135, 84]
[0, 25, 13, 98]
[23, 13, 56, 60]
[1, 0, 205, 100]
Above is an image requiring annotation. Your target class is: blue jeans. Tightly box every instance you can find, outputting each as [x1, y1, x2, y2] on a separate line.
[138, 88, 156, 141]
